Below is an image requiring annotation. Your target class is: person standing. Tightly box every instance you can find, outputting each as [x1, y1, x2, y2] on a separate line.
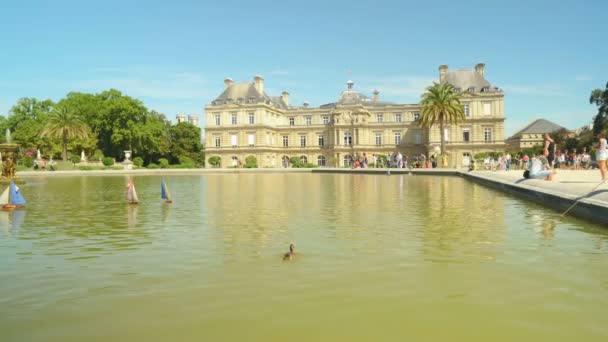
[543, 133, 556, 170]
[596, 133, 607, 180]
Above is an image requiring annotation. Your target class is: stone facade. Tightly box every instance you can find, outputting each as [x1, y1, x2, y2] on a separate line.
[204, 64, 505, 168]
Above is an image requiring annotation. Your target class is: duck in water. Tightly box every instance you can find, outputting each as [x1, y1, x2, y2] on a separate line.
[283, 244, 295, 260]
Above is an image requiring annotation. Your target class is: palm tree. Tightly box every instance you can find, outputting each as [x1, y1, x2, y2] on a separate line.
[419, 82, 465, 166]
[40, 105, 89, 161]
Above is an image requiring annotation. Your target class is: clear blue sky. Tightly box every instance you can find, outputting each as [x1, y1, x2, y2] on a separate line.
[1, 0, 606, 135]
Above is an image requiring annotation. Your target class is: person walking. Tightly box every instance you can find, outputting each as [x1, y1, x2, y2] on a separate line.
[596, 133, 607, 180]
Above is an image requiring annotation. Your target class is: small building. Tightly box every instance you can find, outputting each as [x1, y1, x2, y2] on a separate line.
[506, 119, 568, 151]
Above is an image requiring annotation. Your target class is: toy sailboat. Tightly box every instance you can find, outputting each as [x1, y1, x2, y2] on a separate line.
[161, 178, 172, 203]
[126, 178, 139, 204]
[1, 180, 26, 210]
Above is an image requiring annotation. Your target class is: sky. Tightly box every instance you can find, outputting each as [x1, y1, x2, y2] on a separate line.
[0, 0, 606, 136]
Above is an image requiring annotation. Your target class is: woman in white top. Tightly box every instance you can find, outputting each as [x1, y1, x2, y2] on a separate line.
[596, 133, 607, 180]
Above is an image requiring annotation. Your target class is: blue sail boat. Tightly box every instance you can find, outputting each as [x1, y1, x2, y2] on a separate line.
[161, 177, 172, 203]
[1, 180, 26, 210]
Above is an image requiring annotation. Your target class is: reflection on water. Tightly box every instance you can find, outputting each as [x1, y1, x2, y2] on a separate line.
[127, 204, 139, 228]
[1, 174, 608, 341]
[0, 209, 25, 236]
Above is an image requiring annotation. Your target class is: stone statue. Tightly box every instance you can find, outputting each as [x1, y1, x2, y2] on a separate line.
[81, 150, 86, 162]
[37, 149, 41, 160]
[2, 152, 16, 179]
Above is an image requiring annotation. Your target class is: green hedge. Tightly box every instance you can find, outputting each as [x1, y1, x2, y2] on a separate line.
[22, 155, 34, 168]
[158, 158, 169, 168]
[133, 157, 144, 167]
[208, 156, 221, 167]
[245, 155, 257, 168]
[102, 157, 114, 166]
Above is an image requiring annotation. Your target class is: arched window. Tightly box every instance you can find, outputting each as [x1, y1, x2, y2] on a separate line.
[317, 156, 326, 167]
[300, 155, 307, 164]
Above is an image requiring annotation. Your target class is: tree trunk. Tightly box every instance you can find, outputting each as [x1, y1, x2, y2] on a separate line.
[62, 130, 68, 161]
[440, 118, 445, 167]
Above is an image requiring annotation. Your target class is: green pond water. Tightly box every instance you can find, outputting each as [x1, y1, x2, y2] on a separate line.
[1, 173, 607, 341]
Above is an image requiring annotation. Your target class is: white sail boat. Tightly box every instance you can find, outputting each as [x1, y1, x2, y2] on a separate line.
[125, 178, 139, 205]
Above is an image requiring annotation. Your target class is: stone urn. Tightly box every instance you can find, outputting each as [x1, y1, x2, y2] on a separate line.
[122, 150, 133, 170]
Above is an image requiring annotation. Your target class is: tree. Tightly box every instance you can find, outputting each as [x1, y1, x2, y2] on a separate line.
[6, 97, 54, 148]
[590, 82, 608, 135]
[7, 97, 54, 130]
[419, 83, 465, 162]
[40, 105, 90, 161]
[168, 122, 204, 166]
[137, 111, 171, 164]
[95, 89, 148, 158]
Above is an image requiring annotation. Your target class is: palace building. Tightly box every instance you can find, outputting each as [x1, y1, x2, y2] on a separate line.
[204, 64, 505, 168]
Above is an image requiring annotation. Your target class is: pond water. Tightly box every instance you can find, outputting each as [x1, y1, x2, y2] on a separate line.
[1, 173, 607, 341]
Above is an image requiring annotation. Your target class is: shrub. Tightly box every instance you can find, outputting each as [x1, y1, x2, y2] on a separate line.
[178, 155, 193, 164]
[78, 166, 94, 171]
[70, 154, 81, 165]
[474, 152, 488, 160]
[289, 156, 304, 168]
[102, 157, 114, 166]
[16, 165, 29, 172]
[133, 157, 144, 167]
[177, 155, 196, 168]
[304, 163, 318, 168]
[147, 163, 160, 169]
[245, 155, 257, 168]
[92, 149, 104, 162]
[22, 155, 34, 168]
[208, 156, 221, 167]
[158, 158, 169, 168]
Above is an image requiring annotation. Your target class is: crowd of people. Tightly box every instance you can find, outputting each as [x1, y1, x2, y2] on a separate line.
[33, 159, 56, 171]
[350, 152, 441, 169]
[520, 132, 607, 182]
[343, 132, 608, 183]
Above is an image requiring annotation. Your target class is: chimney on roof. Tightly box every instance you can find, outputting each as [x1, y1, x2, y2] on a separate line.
[254, 75, 264, 94]
[439, 65, 448, 82]
[188, 114, 199, 127]
[281, 91, 290, 106]
[475, 63, 485, 77]
[373, 89, 379, 102]
[224, 77, 234, 88]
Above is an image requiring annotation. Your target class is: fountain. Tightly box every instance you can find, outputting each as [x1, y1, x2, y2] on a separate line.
[0, 129, 25, 184]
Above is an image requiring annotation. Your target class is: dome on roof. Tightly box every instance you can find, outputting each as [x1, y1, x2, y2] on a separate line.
[339, 90, 371, 105]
